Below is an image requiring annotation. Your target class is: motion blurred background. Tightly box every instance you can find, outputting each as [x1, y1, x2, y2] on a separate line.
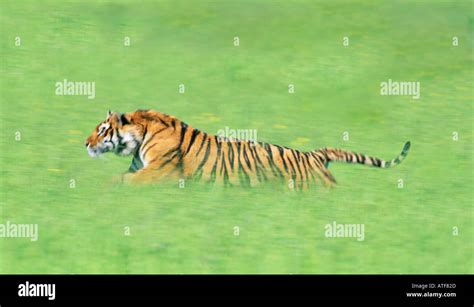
[0, 0, 472, 273]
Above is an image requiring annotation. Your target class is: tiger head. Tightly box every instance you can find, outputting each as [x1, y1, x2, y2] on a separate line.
[85, 111, 142, 158]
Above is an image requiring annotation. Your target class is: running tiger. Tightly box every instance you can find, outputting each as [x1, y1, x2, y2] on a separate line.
[85, 110, 410, 188]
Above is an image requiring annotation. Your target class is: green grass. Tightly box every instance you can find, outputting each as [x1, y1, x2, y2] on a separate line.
[0, 0, 472, 273]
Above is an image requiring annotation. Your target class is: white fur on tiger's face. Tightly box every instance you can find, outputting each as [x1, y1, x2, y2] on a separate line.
[85, 111, 141, 158]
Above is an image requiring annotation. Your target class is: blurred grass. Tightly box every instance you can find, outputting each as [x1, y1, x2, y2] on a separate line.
[0, 0, 472, 273]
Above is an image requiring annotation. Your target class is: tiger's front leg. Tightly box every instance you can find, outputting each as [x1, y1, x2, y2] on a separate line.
[122, 163, 182, 184]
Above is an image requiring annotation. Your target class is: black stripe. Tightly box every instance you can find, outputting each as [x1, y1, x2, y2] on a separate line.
[179, 122, 188, 147]
[246, 143, 262, 182]
[305, 152, 321, 183]
[210, 137, 222, 183]
[219, 151, 225, 176]
[290, 149, 304, 181]
[105, 127, 112, 138]
[194, 138, 211, 179]
[295, 150, 301, 162]
[311, 152, 324, 168]
[300, 152, 310, 181]
[242, 143, 252, 170]
[215, 136, 222, 158]
[158, 117, 169, 127]
[250, 143, 264, 166]
[195, 133, 208, 157]
[303, 153, 313, 170]
[303, 153, 317, 183]
[142, 143, 157, 160]
[163, 122, 187, 158]
[227, 140, 235, 170]
[235, 141, 251, 187]
[285, 153, 297, 179]
[184, 129, 201, 156]
[236, 141, 241, 157]
[345, 152, 352, 162]
[276, 145, 289, 175]
[157, 156, 177, 170]
[264, 143, 283, 178]
[140, 127, 167, 157]
[220, 150, 230, 185]
[296, 151, 307, 187]
[248, 143, 267, 181]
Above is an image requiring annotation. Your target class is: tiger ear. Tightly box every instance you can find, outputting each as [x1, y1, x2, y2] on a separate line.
[107, 110, 112, 117]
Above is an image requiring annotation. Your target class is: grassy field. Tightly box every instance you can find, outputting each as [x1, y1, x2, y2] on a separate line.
[0, 0, 472, 273]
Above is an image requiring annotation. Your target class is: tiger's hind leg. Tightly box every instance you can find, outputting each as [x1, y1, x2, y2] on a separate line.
[318, 166, 337, 187]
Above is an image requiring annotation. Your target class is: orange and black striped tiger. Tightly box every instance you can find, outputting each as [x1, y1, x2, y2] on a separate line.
[85, 110, 410, 188]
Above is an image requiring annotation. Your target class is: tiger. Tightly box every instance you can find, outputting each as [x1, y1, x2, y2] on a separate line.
[85, 110, 410, 188]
